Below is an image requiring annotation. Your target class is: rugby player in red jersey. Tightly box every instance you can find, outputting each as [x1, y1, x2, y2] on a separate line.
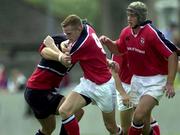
[24, 34, 84, 135]
[111, 54, 160, 135]
[57, 14, 122, 135]
[99, 1, 178, 135]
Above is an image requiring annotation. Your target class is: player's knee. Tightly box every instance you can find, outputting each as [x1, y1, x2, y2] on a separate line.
[58, 107, 72, 119]
[133, 111, 145, 124]
[104, 122, 116, 134]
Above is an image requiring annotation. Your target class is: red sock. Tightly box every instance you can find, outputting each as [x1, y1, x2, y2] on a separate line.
[151, 121, 160, 135]
[62, 115, 80, 135]
[128, 123, 143, 135]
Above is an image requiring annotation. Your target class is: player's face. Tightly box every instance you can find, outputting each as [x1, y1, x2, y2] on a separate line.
[63, 25, 81, 43]
[127, 12, 138, 28]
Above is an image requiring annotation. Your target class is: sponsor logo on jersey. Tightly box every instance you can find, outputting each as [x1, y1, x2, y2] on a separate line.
[140, 37, 145, 45]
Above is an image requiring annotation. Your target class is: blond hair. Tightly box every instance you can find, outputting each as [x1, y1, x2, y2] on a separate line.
[127, 1, 148, 24]
[61, 14, 82, 28]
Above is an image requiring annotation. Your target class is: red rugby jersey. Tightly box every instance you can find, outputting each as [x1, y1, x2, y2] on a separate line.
[27, 34, 69, 90]
[112, 54, 132, 84]
[70, 24, 111, 84]
[27, 68, 63, 90]
[117, 21, 177, 76]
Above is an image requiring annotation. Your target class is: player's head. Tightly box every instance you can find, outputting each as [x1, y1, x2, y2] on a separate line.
[127, 1, 147, 28]
[61, 14, 83, 43]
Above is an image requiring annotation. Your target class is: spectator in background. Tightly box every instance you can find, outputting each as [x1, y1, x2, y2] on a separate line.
[0, 64, 8, 91]
[163, 21, 179, 42]
[8, 68, 26, 93]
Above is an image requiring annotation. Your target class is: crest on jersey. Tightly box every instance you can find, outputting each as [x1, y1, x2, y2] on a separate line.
[140, 37, 145, 45]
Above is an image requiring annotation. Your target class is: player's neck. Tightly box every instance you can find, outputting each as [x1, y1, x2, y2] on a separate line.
[132, 27, 140, 34]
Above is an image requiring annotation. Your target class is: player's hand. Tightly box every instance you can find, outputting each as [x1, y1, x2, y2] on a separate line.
[58, 53, 72, 67]
[108, 60, 119, 73]
[121, 93, 132, 108]
[61, 40, 71, 53]
[99, 35, 111, 45]
[43, 35, 54, 46]
[164, 83, 175, 98]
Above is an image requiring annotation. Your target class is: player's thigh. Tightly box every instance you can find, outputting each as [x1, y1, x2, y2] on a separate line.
[59, 91, 86, 115]
[120, 108, 134, 128]
[135, 95, 157, 118]
[38, 114, 56, 131]
[102, 110, 116, 126]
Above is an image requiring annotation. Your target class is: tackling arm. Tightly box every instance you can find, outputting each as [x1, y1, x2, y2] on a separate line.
[41, 35, 71, 67]
[41, 35, 64, 62]
[41, 47, 61, 61]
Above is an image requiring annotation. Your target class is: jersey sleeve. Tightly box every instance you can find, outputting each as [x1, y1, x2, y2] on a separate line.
[116, 29, 127, 54]
[150, 27, 177, 58]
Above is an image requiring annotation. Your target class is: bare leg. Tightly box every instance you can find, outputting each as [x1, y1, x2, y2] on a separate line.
[38, 115, 56, 135]
[102, 110, 119, 134]
[120, 108, 134, 135]
[130, 95, 158, 135]
[58, 91, 87, 135]
[59, 91, 86, 119]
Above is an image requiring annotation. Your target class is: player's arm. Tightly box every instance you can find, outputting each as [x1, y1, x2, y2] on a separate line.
[165, 52, 178, 98]
[107, 59, 130, 106]
[41, 47, 62, 61]
[99, 35, 120, 54]
[43, 35, 62, 53]
[175, 47, 180, 56]
[41, 35, 65, 61]
[111, 69, 131, 107]
[177, 60, 180, 72]
[40, 35, 71, 67]
[60, 40, 71, 54]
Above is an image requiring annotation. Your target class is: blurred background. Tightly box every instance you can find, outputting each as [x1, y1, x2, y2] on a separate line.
[0, 0, 180, 135]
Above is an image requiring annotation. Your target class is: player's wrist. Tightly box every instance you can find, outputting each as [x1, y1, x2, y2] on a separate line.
[58, 53, 63, 63]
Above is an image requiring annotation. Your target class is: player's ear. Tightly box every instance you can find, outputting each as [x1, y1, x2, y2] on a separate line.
[78, 25, 83, 32]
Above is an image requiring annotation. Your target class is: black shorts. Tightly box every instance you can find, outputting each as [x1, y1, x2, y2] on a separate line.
[24, 88, 64, 119]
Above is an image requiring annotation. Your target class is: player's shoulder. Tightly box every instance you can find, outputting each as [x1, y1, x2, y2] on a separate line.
[80, 24, 94, 43]
[121, 26, 131, 34]
[119, 26, 131, 38]
[145, 23, 164, 38]
[51, 33, 67, 44]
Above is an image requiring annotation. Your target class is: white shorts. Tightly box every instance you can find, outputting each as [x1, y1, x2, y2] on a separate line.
[116, 82, 133, 111]
[73, 77, 117, 113]
[130, 74, 167, 105]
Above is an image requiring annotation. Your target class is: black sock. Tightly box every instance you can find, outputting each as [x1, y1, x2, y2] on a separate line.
[59, 124, 68, 135]
[132, 122, 144, 128]
[150, 120, 157, 125]
[35, 130, 45, 135]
